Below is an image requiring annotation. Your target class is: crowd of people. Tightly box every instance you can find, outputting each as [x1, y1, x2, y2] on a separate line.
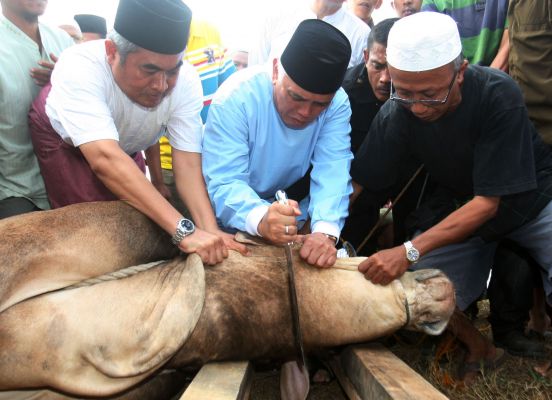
[1, 0, 551, 385]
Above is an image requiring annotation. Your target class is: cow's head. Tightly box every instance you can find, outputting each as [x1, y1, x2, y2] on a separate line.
[399, 269, 455, 335]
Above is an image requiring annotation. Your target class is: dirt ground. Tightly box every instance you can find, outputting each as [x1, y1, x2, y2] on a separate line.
[250, 368, 347, 400]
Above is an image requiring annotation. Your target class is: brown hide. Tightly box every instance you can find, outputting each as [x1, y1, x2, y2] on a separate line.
[0, 255, 205, 396]
[0, 202, 178, 313]
[0, 201, 455, 398]
[170, 244, 454, 367]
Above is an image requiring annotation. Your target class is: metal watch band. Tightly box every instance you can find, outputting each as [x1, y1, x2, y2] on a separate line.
[171, 218, 194, 246]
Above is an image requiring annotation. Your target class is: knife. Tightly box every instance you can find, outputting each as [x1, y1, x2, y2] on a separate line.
[275, 190, 306, 368]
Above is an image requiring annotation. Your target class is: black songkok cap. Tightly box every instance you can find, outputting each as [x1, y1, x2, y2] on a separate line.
[114, 0, 192, 55]
[281, 19, 351, 94]
[74, 14, 107, 37]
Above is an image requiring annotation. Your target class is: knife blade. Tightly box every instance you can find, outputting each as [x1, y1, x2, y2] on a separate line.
[275, 190, 306, 368]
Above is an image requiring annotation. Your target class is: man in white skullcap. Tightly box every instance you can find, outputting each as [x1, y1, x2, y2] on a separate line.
[350, 11, 552, 381]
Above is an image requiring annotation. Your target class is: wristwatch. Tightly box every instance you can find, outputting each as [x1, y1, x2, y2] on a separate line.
[323, 233, 338, 245]
[172, 218, 195, 245]
[403, 240, 420, 263]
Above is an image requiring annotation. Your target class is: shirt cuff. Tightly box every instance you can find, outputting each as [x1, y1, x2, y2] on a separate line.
[245, 204, 270, 236]
[311, 221, 341, 243]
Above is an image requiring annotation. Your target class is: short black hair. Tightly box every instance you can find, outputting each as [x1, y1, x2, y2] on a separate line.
[367, 18, 400, 51]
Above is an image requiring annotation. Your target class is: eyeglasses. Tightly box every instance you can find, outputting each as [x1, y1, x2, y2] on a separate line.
[390, 71, 458, 106]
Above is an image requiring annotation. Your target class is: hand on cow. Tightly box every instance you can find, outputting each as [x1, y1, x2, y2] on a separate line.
[297, 232, 337, 268]
[212, 229, 249, 256]
[358, 245, 409, 286]
[258, 200, 301, 245]
[30, 53, 58, 87]
[179, 228, 228, 265]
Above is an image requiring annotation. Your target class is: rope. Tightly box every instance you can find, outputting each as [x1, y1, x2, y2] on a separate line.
[355, 164, 425, 254]
[63, 260, 167, 290]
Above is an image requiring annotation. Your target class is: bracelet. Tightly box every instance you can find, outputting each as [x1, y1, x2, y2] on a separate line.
[323, 233, 338, 245]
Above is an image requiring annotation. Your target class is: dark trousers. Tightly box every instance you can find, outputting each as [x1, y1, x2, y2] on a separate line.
[488, 241, 540, 337]
[0, 197, 41, 219]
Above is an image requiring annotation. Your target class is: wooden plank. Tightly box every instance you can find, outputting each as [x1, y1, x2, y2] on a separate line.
[180, 361, 252, 400]
[336, 344, 449, 400]
[327, 357, 362, 400]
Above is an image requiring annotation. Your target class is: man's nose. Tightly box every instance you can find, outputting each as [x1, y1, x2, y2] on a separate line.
[297, 102, 314, 117]
[151, 71, 169, 92]
[410, 101, 430, 114]
[380, 68, 391, 84]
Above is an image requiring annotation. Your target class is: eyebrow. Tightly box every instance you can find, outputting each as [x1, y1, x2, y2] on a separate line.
[142, 60, 183, 72]
[370, 60, 387, 67]
[287, 89, 306, 101]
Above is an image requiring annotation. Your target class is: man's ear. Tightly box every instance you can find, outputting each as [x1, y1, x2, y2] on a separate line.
[363, 48, 370, 64]
[457, 59, 469, 85]
[105, 40, 117, 65]
[375, 0, 383, 9]
[272, 58, 279, 83]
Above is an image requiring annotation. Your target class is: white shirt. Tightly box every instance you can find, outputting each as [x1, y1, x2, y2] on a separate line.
[46, 40, 204, 155]
[248, 4, 370, 68]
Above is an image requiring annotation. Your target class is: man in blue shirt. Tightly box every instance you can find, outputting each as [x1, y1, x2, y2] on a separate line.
[203, 19, 353, 268]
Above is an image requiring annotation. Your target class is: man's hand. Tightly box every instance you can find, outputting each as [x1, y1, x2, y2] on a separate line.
[358, 245, 409, 285]
[212, 229, 249, 256]
[30, 53, 58, 87]
[298, 232, 337, 268]
[178, 228, 227, 265]
[258, 200, 301, 245]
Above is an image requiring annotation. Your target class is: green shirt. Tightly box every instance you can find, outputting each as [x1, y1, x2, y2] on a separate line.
[0, 15, 73, 209]
[421, 0, 508, 66]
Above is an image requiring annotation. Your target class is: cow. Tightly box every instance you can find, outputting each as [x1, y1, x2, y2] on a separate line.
[0, 202, 455, 399]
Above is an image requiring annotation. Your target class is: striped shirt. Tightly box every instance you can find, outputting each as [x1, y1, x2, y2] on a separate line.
[422, 0, 508, 66]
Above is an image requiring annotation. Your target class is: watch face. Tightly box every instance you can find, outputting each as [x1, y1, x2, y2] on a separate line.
[407, 248, 419, 262]
[180, 219, 194, 233]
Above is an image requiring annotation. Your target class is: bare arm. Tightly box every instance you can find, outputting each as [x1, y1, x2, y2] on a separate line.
[411, 195, 499, 254]
[172, 149, 219, 232]
[490, 29, 509, 73]
[144, 142, 171, 200]
[30, 53, 58, 87]
[172, 149, 248, 254]
[81, 140, 181, 233]
[359, 195, 500, 285]
[79, 140, 227, 264]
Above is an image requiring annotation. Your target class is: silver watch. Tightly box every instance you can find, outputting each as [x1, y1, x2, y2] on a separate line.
[403, 240, 420, 263]
[172, 218, 195, 245]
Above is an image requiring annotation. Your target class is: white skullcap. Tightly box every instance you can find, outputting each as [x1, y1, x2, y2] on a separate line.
[387, 12, 462, 72]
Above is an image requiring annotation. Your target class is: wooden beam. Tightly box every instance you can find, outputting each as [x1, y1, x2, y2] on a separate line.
[334, 344, 449, 400]
[180, 361, 252, 400]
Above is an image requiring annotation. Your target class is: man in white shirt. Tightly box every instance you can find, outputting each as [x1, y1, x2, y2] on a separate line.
[347, 0, 382, 28]
[28, 0, 245, 265]
[248, 0, 369, 68]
